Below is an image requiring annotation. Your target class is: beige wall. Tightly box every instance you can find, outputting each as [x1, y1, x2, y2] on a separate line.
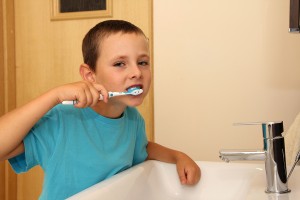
[153, 0, 300, 161]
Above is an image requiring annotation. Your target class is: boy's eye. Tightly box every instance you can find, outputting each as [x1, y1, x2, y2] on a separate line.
[138, 61, 149, 66]
[113, 62, 125, 67]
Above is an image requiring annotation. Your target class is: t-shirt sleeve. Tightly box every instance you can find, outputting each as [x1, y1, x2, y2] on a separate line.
[132, 113, 148, 165]
[8, 152, 29, 173]
[9, 108, 60, 174]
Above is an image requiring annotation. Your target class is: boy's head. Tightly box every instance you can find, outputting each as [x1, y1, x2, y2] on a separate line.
[82, 20, 146, 71]
[80, 20, 151, 108]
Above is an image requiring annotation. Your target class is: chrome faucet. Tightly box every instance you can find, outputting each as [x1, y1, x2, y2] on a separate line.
[219, 121, 291, 194]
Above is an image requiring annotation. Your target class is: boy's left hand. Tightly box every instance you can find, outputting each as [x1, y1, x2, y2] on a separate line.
[146, 142, 201, 185]
[175, 153, 201, 185]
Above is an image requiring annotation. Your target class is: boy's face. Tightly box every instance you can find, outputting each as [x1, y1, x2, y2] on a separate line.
[94, 32, 151, 107]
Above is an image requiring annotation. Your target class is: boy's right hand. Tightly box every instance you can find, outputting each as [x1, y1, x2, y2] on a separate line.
[54, 81, 108, 108]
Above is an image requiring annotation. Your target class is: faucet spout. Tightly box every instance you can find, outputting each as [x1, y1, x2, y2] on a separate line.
[219, 149, 265, 162]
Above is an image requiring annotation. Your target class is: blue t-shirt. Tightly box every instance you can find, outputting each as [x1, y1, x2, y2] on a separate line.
[9, 105, 148, 199]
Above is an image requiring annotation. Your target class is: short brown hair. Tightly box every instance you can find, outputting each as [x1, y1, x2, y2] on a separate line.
[82, 20, 146, 71]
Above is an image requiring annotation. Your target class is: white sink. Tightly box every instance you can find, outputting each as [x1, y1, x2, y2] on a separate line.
[68, 160, 300, 200]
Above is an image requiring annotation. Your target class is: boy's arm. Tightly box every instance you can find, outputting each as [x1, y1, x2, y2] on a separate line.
[0, 81, 107, 161]
[0, 89, 59, 161]
[146, 141, 201, 185]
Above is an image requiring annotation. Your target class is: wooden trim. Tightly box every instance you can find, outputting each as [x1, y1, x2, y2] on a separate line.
[0, 164, 4, 200]
[0, 0, 5, 199]
[5, 162, 17, 200]
[0, 0, 6, 197]
[148, 0, 154, 142]
[3, 0, 16, 112]
[1, 0, 17, 199]
[0, 0, 4, 115]
[50, 0, 113, 21]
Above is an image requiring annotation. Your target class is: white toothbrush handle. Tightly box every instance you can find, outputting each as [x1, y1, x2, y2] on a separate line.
[61, 90, 138, 105]
[109, 91, 127, 97]
[61, 94, 104, 105]
[61, 100, 78, 105]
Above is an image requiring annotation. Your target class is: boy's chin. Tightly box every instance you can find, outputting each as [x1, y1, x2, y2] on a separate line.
[127, 100, 143, 107]
[126, 98, 144, 107]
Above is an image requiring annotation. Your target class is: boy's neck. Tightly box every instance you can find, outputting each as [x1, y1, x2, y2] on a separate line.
[91, 102, 126, 119]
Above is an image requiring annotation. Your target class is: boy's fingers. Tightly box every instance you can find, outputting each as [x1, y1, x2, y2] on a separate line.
[74, 94, 87, 108]
[85, 89, 93, 105]
[89, 86, 101, 105]
[186, 167, 201, 185]
[99, 89, 109, 103]
[186, 169, 196, 185]
[177, 166, 187, 184]
[180, 174, 187, 184]
[93, 83, 109, 103]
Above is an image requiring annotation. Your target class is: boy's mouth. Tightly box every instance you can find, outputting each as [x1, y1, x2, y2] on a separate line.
[126, 84, 143, 92]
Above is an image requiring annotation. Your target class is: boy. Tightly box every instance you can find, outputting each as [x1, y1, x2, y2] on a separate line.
[0, 20, 200, 199]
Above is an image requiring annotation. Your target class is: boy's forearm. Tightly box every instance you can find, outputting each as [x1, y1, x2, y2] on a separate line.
[146, 141, 186, 163]
[0, 89, 59, 160]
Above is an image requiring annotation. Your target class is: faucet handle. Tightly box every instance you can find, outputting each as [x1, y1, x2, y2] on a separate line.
[233, 121, 284, 139]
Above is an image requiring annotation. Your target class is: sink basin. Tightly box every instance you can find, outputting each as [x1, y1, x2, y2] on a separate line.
[68, 160, 300, 200]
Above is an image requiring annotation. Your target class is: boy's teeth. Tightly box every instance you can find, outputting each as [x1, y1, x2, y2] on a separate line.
[127, 86, 141, 92]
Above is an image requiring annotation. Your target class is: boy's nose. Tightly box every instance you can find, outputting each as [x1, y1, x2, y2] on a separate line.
[129, 65, 142, 79]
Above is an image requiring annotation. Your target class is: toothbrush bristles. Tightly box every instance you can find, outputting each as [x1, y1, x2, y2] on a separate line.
[131, 89, 143, 95]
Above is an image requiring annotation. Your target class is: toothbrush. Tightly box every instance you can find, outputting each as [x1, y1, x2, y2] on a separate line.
[61, 87, 143, 105]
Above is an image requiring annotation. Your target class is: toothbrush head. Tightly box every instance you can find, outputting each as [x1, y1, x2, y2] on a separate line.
[127, 87, 143, 95]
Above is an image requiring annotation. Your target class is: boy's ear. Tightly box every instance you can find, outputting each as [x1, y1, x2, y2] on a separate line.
[79, 64, 96, 82]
